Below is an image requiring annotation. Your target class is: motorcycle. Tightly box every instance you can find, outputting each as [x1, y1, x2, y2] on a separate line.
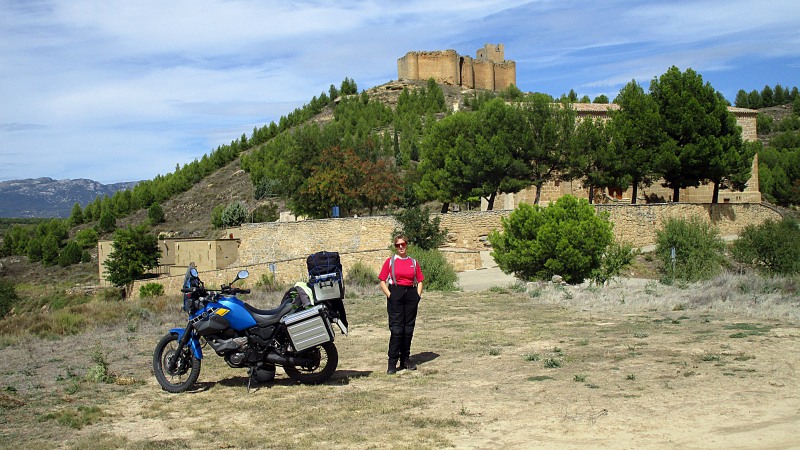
[153, 268, 347, 393]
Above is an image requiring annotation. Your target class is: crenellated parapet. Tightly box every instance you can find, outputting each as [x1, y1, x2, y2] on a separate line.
[398, 43, 516, 91]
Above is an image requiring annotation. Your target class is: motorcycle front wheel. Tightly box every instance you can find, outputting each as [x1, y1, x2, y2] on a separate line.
[283, 341, 338, 385]
[153, 333, 201, 393]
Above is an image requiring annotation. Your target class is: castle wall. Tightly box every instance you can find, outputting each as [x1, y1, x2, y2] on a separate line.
[399, 50, 460, 86]
[398, 44, 516, 91]
[473, 59, 496, 91]
[397, 52, 419, 80]
[460, 56, 475, 89]
[494, 61, 517, 91]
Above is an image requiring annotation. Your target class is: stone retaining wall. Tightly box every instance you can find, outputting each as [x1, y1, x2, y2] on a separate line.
[130, 203, 781, 299]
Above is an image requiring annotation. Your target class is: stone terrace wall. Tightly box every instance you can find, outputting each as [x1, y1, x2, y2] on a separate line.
[130, 204, 781, 298]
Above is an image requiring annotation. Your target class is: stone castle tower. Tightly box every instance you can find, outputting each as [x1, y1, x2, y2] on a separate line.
[397, 44, 516, 91]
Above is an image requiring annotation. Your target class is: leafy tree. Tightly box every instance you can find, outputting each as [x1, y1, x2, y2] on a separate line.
[419, 99, 531, 210]
[732, 217, 800, 274]
[148, 202, 165, 226]
[393, 205, 447, 251]
[609, 80, 666, 203]
[340, 77, 358, 95]
[58, 241, 83, 267]
[69, 202, 84, 227]
[650, 66, 752, 203]
[568, 116, 621, 203]
[593, 94, 610, 104]
[41, 234, 60, 266]
[519, 97, 576, 204]
[75, 228, 99, 249]
[97, 210, 116, 233]
[489, 195, 614, 284]
[103, 225, 160, 291]
[26, 237, 42, 262]
[221, 202, 248, 228]
[0, 279, 20, 317]
[211, 204, 225, 229]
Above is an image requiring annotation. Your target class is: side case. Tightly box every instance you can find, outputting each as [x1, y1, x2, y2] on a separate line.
[281, 305, 334, 352]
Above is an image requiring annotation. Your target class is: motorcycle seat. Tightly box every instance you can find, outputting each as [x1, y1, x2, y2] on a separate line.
[244, 299, 295, 327]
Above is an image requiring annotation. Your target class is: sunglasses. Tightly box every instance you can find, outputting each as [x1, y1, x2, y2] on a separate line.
[394, 242, 407, 248]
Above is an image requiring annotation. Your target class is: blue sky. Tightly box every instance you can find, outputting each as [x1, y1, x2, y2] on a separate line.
[1, 0, 798, 184]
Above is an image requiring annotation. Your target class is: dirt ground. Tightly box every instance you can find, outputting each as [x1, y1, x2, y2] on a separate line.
[1, 276, 799, 449]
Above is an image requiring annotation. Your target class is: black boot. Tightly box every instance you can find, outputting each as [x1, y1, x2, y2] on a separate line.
[387, 358, 398, 375]
[400, 357, 417, 371]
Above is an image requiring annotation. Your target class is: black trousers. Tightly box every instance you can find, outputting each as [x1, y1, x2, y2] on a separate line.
[386, 284, 420, 360]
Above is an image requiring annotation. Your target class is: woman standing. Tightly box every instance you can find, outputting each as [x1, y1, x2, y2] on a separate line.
[378, 234, 425, 374]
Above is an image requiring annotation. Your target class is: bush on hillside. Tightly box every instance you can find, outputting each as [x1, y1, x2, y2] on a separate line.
[488, 195, 614, 284]
[0, 279, 20, 317]
[139, 283, 165, 298]
[346, 261, 378, 287]
[222, 202, 248, 228]
[732, 217, 800, 275]
[407, 247, 458, 291]
[655, 216, 726, 283]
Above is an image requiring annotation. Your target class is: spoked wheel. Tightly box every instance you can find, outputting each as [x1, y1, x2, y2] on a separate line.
[283, 341, 338, 385]
[153, 333, 201, 393]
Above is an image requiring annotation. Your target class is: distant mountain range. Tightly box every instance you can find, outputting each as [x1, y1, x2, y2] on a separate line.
[0, 177, 139, 218]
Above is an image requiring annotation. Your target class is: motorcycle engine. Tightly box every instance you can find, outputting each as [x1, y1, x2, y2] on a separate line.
[225, 337, 250, 366]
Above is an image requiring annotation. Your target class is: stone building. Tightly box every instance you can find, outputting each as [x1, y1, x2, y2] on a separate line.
[398, 44, 516, 91]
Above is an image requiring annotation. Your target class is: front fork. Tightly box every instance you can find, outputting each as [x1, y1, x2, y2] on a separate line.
[167, 324, 203, 372]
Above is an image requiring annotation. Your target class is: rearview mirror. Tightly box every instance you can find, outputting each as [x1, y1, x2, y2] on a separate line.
[237, 270, 249, 280]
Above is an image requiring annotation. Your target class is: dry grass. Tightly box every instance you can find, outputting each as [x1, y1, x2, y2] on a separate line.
[0, 273, 798, 449]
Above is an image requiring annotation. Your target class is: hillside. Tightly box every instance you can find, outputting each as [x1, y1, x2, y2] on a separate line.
[117, 80, 469, 239]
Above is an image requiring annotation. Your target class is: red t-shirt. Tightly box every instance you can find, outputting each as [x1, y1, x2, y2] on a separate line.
[378, 256, 424, 287]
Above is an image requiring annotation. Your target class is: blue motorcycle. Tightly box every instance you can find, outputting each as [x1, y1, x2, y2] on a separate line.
[153, 268, 347, 393]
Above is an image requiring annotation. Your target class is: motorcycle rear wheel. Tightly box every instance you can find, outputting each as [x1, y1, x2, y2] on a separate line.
[283, 341, 338, 384]
[153, 333, 201, 393]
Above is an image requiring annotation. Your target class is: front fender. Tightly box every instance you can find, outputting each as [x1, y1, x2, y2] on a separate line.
[170, 327, 203, 360]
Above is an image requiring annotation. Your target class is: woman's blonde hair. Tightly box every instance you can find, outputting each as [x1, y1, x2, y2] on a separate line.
[393, 234, 408, 245]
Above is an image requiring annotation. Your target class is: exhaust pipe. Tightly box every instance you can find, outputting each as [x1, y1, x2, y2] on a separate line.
[265, 352, 316, 367]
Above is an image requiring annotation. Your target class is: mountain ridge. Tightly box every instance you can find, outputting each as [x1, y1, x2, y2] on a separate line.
[0, 177, 139, 218]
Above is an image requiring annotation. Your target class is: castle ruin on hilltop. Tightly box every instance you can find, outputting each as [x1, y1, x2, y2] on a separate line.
[398, 44, 516, 91]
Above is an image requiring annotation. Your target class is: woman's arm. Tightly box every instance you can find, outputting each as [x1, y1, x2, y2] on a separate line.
[379, 280, 391, 298]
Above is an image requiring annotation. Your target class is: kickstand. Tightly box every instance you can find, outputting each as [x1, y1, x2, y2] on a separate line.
[247, 367, 254, 394]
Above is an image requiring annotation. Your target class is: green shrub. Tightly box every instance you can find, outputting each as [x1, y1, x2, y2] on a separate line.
[347, 261, 378, 287]
[393, 205, 447, 250]
[407, 247, 458, 291]
[139, 282, 165, 298]
[0, 279, 20, 317]
[58, 241, 83, 267]
[255, 272, 285, 292]
[656, 216, 726, 283]
[251, 202, 279, 223]
[148, 202, 165, 225]
[211, 204, 225, 229]
[222, 202, 248, 228]
[75, 228, 99, 249]
[488, 195, 614, 284]
[592, 241, 638, 285]
[732, 217, 800, 275]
